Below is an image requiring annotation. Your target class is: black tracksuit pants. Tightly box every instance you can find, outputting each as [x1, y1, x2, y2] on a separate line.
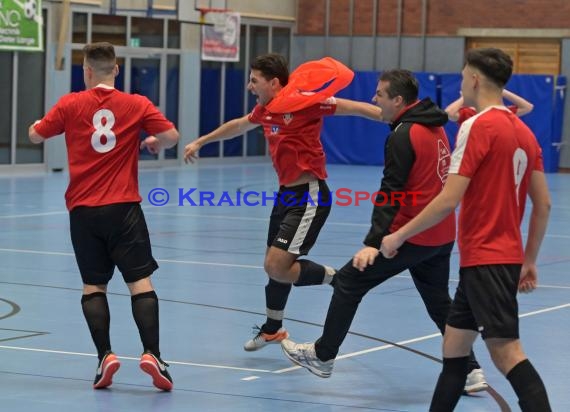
[314, 241, 479, 371]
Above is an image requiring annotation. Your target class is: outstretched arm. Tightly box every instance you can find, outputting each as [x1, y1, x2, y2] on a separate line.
[184, 115, 258, 163]
[444, 96, 464, 122]
[502, 89, 534, 117]
[379, 174, 469, 260]
[334, 98, 384, 121]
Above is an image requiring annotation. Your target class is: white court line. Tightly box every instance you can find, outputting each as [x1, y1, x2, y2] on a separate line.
[0, 345, 272, 374]
[3, 248, 570, 289]
[273, 333, 442, 374]
[143, 210, 370, 228]
[3, 209, 570, 237]
[0, 248, 263, 270]
[269, 302, 570, 376]
[394, 273, 570, 290]
[0, 304, 568, 378]
[0, 211, 67, 219]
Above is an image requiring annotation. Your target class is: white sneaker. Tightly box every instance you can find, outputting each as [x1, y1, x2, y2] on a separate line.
[281, 339, 334, 378]
[244, 326, 289, 351]
[464, 368, 488, 393]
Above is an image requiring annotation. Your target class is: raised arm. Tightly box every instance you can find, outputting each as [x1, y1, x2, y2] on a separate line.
[444, 96, 464, 122]
[334, 98, 384, 121]
[184, 115, 258, 163]
[502, 89, 534, 117]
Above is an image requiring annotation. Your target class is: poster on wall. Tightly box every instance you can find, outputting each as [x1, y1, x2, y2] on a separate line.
[0, 0, 43, 51]
[201, 11, 240, 62]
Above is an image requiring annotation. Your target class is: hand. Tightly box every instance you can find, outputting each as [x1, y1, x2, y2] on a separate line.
[140, 136, 160, 154]
[352, 246, 379, 271]
[519, 262, 538, 293]
[184, 140, 202, 164]
[380, 233, 403, 259]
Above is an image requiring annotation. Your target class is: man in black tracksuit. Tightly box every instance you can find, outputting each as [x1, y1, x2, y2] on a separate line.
[281, 69, 487, 394]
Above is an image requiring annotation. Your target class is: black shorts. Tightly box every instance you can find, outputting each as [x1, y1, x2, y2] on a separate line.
[69, 202, 158, 285]
[447, 264, 521, 339]
[267, 180, 331, 255]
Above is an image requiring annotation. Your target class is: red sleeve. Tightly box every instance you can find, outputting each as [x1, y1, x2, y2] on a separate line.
[508, 105, 519, 115]
[139, 96, 176, 134]
[457, 107, 476, 124]
[34, 94, 75, 138]
[247, 104, 263, 124]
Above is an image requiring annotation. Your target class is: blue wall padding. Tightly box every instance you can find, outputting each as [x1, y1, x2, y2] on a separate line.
[195, 69, 565, 171]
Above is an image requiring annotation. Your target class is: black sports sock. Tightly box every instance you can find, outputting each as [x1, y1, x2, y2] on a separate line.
[131, 290, 160, 356]
[81, 292, 111, 360]
[429, 356, 470, 412]
[294, 259, 335, 286]
[507, 359, 552, 412]
[467, 349, 481, 372]
[263, 278, 291, 333]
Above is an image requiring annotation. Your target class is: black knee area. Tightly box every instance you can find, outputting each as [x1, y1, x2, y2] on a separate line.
[81, 291, 107, 303]
[442, 356, 470, 375]
[131, 290, 158, 302]
[294, 259, 326, 286]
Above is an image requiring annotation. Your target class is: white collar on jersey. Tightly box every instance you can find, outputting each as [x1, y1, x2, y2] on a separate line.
[94, 83, 115, 90]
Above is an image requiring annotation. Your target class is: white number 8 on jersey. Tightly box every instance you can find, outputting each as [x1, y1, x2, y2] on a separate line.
[91, 109, 117, 153]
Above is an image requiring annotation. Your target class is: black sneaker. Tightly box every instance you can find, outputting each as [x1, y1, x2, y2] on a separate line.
[139, 351, 173, 391]
[93, 351, 121, 389]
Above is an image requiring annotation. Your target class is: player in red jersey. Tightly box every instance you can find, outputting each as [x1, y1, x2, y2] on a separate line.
[445, 88, 533, 124]
[281, 69, 486, 393]
[29, 42, 179, 391]
[183, 54, 382, 352]
[381, 48, 551, 411]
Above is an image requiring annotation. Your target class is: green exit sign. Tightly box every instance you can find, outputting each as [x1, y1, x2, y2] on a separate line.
[130, 38, 140, 47]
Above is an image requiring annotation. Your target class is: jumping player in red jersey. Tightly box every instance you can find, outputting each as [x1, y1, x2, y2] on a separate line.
[381, 48, 552, 411]
[281, 69, 486, 393]
[183, 54, 383, 352]
[29, 42, 179, 391]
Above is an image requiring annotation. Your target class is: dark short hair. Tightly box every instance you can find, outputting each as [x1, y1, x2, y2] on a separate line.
[83, 42, 116, 75]
[250, 54, 289, 86]
[465, 48, 513, 88]
[379, 69, 419, 105]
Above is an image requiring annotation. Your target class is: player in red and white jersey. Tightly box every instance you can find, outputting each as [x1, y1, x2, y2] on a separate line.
[381, 48, 551, 411]
[183, 54, 382, 353]
[29, 42, 178, 391]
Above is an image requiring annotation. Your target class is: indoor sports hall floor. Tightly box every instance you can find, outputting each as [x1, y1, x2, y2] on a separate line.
[1, 162, 569, 411]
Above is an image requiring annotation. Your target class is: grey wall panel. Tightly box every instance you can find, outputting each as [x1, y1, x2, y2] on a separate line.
[324, 37, 352, 66]
[350, 37, 375, 71]
[399, 37, 424, 71]
[374, 37, 399, 71]
[425, 38, 465, 73]
[178, 50, 201, 164]
[291, 36, 327, 68]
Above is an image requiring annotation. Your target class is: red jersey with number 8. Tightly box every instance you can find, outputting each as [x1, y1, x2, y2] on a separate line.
[34, 87, 174, 211]
[449, 106, 544, 267]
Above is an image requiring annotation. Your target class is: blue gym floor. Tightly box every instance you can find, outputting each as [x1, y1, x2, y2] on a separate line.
[1, 162, 569, 411]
